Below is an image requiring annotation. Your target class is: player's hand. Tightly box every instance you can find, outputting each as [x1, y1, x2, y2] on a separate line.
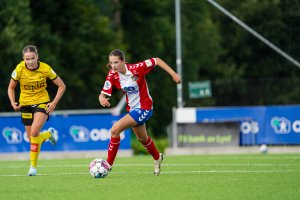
[99, 94, 111, 107]
[100, 97, 110, 107]
[172, 73, 182, 84]
[11, 102, 21, 111]
[46, 102, 56, 114]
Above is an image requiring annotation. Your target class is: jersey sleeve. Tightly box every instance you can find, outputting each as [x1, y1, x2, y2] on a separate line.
[11, 63, 22, 81]
[132, 58, 157, 75]
[101, 70, 115, 96]
[47, 66, 58, 80]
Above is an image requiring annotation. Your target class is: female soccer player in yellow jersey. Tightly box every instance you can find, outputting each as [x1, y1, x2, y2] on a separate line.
[8, 45, 66, 176]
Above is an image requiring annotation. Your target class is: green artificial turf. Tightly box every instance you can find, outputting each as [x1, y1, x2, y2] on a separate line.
[0, 154, 299, 200]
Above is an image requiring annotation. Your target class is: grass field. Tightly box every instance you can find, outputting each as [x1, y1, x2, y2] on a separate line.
[0, 153, 300, 200]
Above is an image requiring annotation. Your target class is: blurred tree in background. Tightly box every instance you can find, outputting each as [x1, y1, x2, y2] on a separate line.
[28, 0, 123, 109]
[1, 0, 300, 138]
[0, 0, 33, 110]
[209, 0, 300, 105]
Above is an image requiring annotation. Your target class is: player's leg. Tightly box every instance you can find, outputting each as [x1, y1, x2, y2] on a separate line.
[132, 125, 164, 175]
[20, 106, 38, 176]
[25, 109, 55, 144]
[34, 104, 56, 144]
[21, 106, 33, 142]
[132, 124, 160, 160]
[39, 127, 57, 145]
[28, 112, 48, 176]
[45, 127, 57, 145]
[25, 125, 39, 176]
[106, 114, 136, 167]
[25, 126, 31, 142]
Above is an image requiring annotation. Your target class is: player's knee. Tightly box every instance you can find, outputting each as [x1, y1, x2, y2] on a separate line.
[30, 130, 39, 137]
[137, 137, 148, 144]
[110, 125, 121, 137]
[137, 138, 143, 143]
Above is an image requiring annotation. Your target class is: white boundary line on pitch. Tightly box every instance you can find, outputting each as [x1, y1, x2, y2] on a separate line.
[1, 169, 300, 177]
[1, 163, 300, 168]
[209, 156, 300, 159]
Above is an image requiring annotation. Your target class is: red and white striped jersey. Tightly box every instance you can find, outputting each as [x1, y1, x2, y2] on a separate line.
[101, 58, 157, 111]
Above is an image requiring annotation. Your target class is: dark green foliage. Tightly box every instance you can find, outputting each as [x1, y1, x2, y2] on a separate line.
[29, 0, 121, 109]
[210, 0, 300, 106]
[0, 0, 33, 110]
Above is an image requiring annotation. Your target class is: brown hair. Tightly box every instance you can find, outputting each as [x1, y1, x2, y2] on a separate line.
[106, 49, 126, 69]
[22, 45, 38, 57]
[109, 49, 125, 61]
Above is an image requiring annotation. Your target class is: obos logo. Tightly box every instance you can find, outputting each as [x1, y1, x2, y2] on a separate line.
[2, 127, 23, 144]
[293, 120, 300, 133]
[90, 128, 125, 141]
[70, 125, 125, 143]
[90, 128, 111, 141]
[240, 121, 259, 134]
[271, 117, 290, 134]
[70, 126, 90, 142]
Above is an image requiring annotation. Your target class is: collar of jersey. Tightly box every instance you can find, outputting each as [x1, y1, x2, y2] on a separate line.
[25, 61, 40, 71]
[119, 64, 132, 76]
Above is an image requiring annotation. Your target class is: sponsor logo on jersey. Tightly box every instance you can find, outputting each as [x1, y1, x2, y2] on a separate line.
[11, 70, 17, 79]
[103, 80, 112, 90]
[145, 59, 152, 67]
[123, 86, 138, 94]
[24, 81, 46, 92]
[22, 113, 33, 119]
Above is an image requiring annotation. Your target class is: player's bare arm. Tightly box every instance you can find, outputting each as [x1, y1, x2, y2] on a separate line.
[46, 76, 66, 114]
[8, 79, 21, 111]
[155, 57, 182, 84]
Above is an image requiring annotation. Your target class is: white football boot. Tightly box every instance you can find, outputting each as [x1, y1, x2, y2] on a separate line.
[154, 153, 164, 176]
[48, 127, 57, 145]
[28, 166, 37, 176]
[105, 161, 113, 172]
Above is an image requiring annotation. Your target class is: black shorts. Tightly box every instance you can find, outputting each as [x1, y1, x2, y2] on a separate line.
[20, 103, 49, 126]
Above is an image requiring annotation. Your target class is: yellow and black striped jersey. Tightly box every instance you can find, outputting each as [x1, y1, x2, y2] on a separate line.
[11, 61, 57, 106]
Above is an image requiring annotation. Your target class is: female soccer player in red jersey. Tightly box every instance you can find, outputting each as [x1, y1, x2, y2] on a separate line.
[8, 45, 66, 176]
[99, 49, 181, 175]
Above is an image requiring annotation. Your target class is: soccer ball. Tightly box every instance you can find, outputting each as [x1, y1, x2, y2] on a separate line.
[89, 158, 110, 178]
[259, 144, 268, 154]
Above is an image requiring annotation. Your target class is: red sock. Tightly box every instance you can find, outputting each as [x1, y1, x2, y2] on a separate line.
[142, 136, 160, 160]
[107, 136, 120, 166]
